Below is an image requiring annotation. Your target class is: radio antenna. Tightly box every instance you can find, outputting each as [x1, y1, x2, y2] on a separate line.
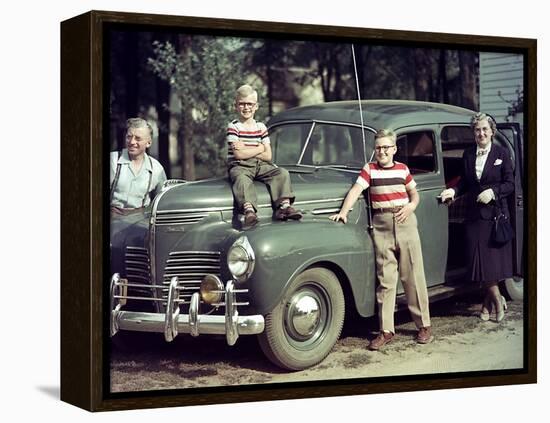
[352, 44, 374, 230]
[351, 44, 367, 163]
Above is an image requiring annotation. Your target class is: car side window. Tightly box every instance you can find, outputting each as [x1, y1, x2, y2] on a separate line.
[394, 131, 436, 174]
[302, 123, 367, 167]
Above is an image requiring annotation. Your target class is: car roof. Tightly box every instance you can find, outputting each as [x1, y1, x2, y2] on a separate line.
[268, 100, 476, 131]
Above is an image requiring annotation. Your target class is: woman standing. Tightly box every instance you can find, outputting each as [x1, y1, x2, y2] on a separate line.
[440, 113, 514, 322]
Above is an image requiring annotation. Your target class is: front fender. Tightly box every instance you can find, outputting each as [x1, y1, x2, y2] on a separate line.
[244, 219, 376, 316]
[110, 211, 150, 275]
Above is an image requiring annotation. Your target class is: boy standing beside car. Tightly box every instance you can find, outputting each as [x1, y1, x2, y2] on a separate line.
[329, 129, 433, 350]
[227, 84, 302, 228]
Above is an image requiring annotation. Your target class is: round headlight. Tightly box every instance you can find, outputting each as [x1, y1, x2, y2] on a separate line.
[227, 245, 249, 277]
[200, 274, 224, 304]
[227, 236, 255, 282]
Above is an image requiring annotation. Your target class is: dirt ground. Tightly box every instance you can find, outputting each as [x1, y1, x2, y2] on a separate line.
[110, 294, 523, 392]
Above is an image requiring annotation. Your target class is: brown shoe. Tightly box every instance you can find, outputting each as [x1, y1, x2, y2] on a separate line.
[284, 206, 303, 220]
[243, 210, 258, 228]
[368, 331, 394, 351]
[416, 327, 433, 344]
[275, 206, 303, 221]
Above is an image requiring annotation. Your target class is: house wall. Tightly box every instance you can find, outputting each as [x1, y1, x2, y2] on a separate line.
[479, 52, 523, 126]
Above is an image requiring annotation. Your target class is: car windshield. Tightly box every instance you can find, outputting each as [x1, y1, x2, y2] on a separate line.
[269, 122, 374, 168]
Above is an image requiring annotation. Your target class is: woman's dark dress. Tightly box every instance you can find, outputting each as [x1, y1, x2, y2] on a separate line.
[455, 143, 515, 283]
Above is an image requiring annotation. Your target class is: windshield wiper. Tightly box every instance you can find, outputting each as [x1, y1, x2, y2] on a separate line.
[286, 164, 319, 172]
[325, 164, 363, 170]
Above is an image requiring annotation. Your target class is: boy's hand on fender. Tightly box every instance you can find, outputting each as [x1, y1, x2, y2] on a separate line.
[329, 213, 348, 224]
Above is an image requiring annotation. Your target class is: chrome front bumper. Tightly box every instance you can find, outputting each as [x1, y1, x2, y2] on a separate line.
[109, 274, 264, 346]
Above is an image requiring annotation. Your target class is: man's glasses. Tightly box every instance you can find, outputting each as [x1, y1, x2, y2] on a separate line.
[374, 145, 395, 152]
[237, 102, 257, 108]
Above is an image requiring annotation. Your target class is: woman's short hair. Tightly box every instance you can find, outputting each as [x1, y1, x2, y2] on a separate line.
[470, 112, 497, 134]
[374, 128, 397, 144]
[126, 118, 153, 140]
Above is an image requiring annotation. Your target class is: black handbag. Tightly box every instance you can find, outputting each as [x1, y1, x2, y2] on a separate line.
[492, 207, 514, 245]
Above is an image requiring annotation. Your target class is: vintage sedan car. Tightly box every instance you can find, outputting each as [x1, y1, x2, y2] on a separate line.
[109, 100, 524, 370]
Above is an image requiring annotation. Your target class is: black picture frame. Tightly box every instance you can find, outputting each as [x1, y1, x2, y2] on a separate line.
[60, 10, 537, 412]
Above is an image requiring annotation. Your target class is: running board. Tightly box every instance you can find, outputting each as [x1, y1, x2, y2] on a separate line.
[395, 283, 474, 309]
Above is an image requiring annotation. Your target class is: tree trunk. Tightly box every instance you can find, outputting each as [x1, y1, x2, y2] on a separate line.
[123, 33, 139, 119]
[355, 45, 371, 99]
[178, 108, 195, 181]
[438, 50, 449, 104]
[331, 50, 342, 100]
[153, 34, 174, 178]
[316, 49, 329, 102]
[177, 35, 196, 181]
[266, 42, 274, 116]
[155, 76, 171, 178]
[414, 49, 431, 101]
[458, 51, 477, 110]
[354, 46, 364, 100]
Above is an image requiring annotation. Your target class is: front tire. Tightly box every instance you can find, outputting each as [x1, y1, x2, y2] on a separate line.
[258, 268, 345, 370]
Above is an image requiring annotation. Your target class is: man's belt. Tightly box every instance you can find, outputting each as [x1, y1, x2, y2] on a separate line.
[372, 206, 404, 214]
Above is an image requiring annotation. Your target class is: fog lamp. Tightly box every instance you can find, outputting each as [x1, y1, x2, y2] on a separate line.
[200, 274, 224, 304]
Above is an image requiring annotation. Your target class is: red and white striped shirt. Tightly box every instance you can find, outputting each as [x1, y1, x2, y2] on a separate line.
[226, 119, 270, 162]
[355, 161, 416, 209]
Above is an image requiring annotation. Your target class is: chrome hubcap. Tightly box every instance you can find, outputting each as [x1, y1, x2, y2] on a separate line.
[286, 290, 321, 340]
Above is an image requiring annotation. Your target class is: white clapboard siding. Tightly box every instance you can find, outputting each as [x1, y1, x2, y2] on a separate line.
[479, 52, 523, 123]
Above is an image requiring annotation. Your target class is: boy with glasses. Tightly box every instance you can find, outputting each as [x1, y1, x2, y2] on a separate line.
[330, 129, 433, 350]
[227, 84, 302, 228]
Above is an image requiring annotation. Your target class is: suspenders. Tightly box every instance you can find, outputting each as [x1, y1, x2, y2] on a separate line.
[142, 156, 153, 207]
[110, 151, 154, 208]
[109, 151, 122, 204]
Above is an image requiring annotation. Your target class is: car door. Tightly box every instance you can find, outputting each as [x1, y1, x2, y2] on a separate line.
[496, 122, 524, 277]
[394, 128, 448, 289]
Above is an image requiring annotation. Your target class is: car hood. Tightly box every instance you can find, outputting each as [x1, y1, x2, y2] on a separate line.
[156, 166, 358, 212]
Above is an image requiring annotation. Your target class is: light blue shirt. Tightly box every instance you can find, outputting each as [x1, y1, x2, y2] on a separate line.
[110, 149, 167, 208]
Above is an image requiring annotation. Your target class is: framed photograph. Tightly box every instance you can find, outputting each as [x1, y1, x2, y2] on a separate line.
[60, 10, 536, 411]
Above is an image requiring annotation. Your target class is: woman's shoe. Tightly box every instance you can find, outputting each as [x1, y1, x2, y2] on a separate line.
[480, 306, 490, 321]
[479, 297, 491, 321]
[496, 296, 508, 323]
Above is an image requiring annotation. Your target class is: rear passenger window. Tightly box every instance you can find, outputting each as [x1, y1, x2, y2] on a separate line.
[441, 126, 474, 185]
[394, 131, 435, 174]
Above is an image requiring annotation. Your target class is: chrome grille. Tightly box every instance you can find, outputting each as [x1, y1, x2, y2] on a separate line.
[155, 210, 209, 225]
[162, 251, 221, 304]
[161, 251, 249, 314]
[124, 246, 153, 298]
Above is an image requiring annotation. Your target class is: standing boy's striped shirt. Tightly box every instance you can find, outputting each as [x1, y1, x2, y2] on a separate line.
[355, 161, 416, 209]
[226, 119, 270, 162]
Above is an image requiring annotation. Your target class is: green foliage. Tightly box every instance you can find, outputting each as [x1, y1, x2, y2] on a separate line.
[149, 36, 247, 177]
[508, 88, 523, 115]
[110, 31, 480, 178]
